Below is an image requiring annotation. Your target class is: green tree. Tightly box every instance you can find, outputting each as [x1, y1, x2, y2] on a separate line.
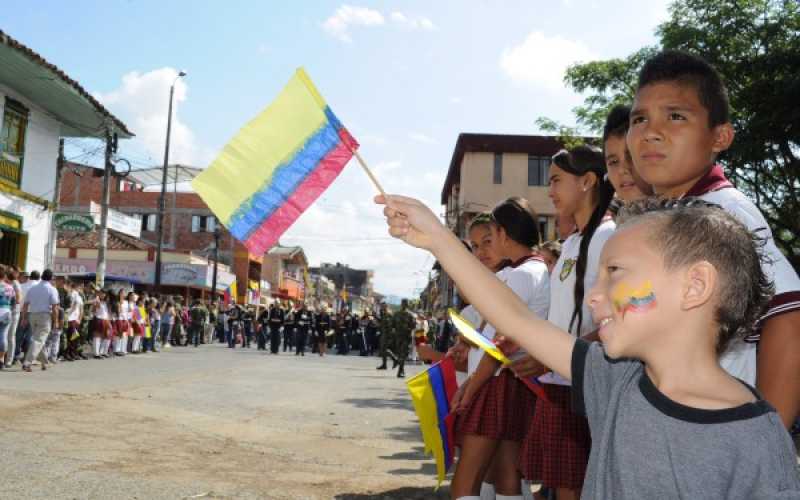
[541, 0, 800, 268]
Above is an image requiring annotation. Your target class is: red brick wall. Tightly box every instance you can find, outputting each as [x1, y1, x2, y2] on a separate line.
[60, 164, 265, 301]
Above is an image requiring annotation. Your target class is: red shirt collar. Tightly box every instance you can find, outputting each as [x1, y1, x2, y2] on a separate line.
[684, 164, 734, 197]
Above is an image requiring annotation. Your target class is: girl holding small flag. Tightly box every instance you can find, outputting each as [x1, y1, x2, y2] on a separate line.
[451, 199, 550, 500]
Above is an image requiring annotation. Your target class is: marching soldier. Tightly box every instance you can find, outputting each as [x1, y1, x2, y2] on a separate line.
[267, 302, 284, 354]
[315, 307, 331, 357]
[376, 303, 395, 370]
[392, 299, 415, 378]
[295, 303, 312, 356]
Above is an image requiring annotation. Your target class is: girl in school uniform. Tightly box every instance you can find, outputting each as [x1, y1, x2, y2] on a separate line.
[520, 145, 616, 500]
[452, 198, 550, 500]
[91, 290, 112, 359]
[112, 290, 128, 357]
[130, 295, 145, 353]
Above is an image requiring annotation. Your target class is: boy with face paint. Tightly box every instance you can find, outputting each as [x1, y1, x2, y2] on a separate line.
[626, 50, 800, 428]
[376, 193, 800, 498]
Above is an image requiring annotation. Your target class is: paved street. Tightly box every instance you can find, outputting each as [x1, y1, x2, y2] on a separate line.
[0, 345, 449, 499]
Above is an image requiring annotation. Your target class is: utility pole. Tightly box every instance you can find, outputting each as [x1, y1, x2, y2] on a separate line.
[211, 221, 220, 302]
[155, 71, 186, 292]
[96, 129, 115, 289]
[47, 138, 65, 269]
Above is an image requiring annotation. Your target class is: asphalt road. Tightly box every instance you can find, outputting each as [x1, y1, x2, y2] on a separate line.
[0, 344, 450, 499]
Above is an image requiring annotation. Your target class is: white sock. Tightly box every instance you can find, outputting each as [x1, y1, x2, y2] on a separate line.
[480, 482, 496, 500]
[93, 337, 101, 356]
[496, 495, 524, 500]
[521, 481, 534, 500]
[101, 339, 111, 354]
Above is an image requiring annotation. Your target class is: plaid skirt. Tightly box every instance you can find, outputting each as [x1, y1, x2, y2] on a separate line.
[114, 320, 129, 336]
[92, 318, 113, 338]
[519, 384, 590, 489]
[455, 369, 536, 445]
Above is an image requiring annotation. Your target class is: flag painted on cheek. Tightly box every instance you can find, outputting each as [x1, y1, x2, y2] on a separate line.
[192, 68, 358, 256]
[612, 280, 657, 318]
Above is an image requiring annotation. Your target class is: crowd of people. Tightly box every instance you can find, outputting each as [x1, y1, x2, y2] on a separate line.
[0, 265, 448, 380]
[378, 50, 800, 499]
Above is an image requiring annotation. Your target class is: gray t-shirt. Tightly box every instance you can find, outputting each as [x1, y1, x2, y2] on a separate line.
[572, 339, 800, 499]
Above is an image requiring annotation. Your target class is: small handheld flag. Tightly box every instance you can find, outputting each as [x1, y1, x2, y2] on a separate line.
[448, 308, 548, 401]
[192, 68, 361, 255]
[407, 357, 458, 488]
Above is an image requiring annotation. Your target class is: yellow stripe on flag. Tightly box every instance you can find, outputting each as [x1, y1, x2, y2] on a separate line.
[192, 68, 329, 225]
[407, 369, 448, 487]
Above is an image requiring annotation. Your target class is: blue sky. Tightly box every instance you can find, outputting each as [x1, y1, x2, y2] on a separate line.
[4, 0, 669, 297]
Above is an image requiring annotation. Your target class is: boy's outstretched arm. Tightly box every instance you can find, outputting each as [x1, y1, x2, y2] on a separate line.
[757, 311, 800, 429]
[377, 194, 576, 380]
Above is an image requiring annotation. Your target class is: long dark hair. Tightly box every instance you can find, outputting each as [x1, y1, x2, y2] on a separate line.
[491, 196, 541, 248]
[552, 145, 615, 334]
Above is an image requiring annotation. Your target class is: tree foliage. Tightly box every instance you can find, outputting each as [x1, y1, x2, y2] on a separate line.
[539, 0, 800, 268]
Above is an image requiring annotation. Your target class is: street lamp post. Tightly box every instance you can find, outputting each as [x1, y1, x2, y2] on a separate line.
[154, 70, 186, 292]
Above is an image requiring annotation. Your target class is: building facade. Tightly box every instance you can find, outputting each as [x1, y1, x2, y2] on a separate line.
[438, 133, 572, 308]
[0, 30, 131, 272]
[58, 163, 267, 303]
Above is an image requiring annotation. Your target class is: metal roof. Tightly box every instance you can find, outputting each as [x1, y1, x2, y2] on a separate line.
[0, 30, 133, 139]
[127, 164, 203, 187]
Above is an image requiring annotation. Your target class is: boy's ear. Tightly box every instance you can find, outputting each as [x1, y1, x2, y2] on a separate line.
[711, 123, 735, 154]
[681, 261, 717, 311]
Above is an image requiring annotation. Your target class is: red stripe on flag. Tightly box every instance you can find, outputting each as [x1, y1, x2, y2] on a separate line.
[244, 128, 358, 255]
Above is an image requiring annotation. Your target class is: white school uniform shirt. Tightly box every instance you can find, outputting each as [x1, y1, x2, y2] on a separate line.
[482, 257, 551, 374]
[540, 219, 616, 386]
[688, 166, 800, 385]
[67, 290, 83, 322]
[94, 302, 110, 320]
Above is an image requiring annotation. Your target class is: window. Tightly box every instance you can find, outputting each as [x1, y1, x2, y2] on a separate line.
[191, 215, 216, 233]
[493, 153, 503, 184]
[538, 216, 549, 243]
[138, 214, 157, 232]
[528, 155, 551, 186]
[0, 98, 29, 187]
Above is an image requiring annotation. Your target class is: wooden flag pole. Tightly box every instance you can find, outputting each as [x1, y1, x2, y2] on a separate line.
[352, 149, 388, 199]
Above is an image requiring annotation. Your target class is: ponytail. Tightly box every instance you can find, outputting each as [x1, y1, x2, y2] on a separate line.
[568, 176, 615, 334]
[553, 144, 616, 335]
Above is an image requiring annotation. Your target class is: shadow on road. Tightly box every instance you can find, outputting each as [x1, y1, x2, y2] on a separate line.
[341, 397, 414, 412]
[379, 445, 427, 461]
[334, 485, 450, 499]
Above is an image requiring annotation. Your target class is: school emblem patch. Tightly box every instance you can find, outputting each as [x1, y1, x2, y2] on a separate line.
[560, 258, 576, 282]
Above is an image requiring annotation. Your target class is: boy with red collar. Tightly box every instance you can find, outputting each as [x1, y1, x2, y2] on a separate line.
[627, 50, 800, 428]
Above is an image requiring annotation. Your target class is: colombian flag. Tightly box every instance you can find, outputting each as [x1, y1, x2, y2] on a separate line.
[192, 68, 358, 255]
[407, 357, 458, 488]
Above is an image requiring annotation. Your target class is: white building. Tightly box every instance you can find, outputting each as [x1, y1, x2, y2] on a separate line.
[0, 30, 132, 271]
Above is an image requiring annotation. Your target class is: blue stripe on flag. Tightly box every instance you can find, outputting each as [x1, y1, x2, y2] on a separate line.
[428, 364, 452, 469]
[227, 107, 345, 241]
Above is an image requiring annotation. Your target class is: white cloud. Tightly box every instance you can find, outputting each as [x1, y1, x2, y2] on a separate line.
[500, 31, 597, 92]
[95, 68, 211, 167]
[449, 96, 462, 104]
[390, 11, 436, 30]
[322, 5, 384, 43]
[322, 6, 434, 42]
[409, 132, 437, 145]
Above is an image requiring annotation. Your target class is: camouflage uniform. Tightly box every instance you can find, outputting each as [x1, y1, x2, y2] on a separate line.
[391, 304, 415, 378]
[376, 308, 394, 369]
